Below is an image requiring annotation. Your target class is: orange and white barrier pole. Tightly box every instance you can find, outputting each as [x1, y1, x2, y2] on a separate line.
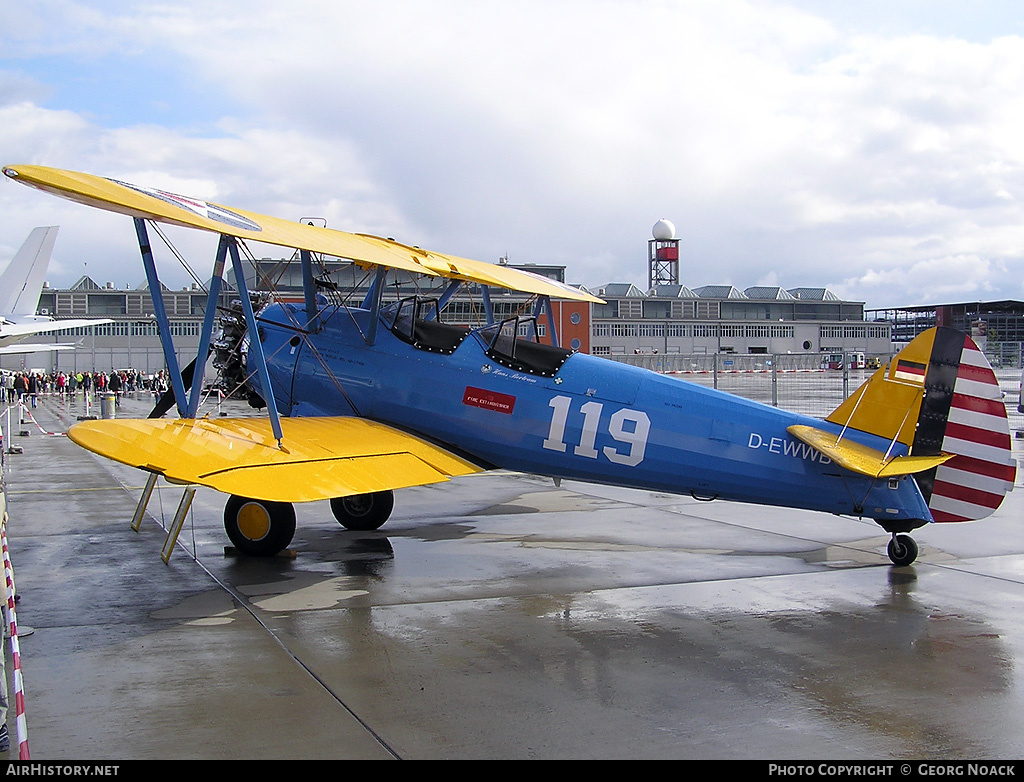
[1, 512, 29, 759]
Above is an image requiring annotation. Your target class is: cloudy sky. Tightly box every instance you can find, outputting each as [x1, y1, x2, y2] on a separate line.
[2, 0, 1024, 308]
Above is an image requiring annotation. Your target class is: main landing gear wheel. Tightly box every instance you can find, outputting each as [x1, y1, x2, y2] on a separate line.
[330, 490, 394, 531]
[887, 533, 919, 567]
[224, 495, 296, 556]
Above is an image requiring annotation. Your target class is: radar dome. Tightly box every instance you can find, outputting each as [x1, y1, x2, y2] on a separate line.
[652, 219, 676, 241]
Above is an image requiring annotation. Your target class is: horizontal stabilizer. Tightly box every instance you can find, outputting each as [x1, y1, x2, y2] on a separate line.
[0, 343, 77, 355]
[787, 425, 953, 479]
[0, 318, 112, 339]
[68, 416, 484, 503]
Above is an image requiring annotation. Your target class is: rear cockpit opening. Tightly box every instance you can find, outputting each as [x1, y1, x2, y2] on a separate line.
[474, 316, 573, 377]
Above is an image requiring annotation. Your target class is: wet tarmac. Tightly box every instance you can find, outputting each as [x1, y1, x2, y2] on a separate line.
[1, 390, 1023, 760]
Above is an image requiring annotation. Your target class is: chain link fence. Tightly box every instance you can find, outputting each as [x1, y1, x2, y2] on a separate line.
[612, 346, 1024, 429]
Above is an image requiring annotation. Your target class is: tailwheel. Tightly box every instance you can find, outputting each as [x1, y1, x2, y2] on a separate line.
[224, 495, 296, 556]
[887, 533, 919, 567]
[330, 490, 394, 531]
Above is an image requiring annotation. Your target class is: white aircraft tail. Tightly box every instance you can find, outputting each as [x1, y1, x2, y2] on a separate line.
[1, 226, 58, 316]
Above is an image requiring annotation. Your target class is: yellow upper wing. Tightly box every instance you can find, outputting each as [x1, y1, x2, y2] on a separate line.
[2, 164, 603, 304]
[68, 416, 484, 503]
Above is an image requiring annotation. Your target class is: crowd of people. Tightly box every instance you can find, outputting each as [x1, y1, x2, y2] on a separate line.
[1, 369, 172, 407]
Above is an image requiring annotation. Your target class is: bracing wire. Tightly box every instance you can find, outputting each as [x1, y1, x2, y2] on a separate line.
[143, 220, 487, 421]
[149, 222, 209, 294]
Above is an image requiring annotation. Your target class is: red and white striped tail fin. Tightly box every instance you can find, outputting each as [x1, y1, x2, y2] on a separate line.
[925, 334, 1015, 523]
[824, 326, 1016, 524]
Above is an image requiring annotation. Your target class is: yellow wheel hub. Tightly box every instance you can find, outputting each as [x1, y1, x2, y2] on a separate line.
[236, 503, 271, 541]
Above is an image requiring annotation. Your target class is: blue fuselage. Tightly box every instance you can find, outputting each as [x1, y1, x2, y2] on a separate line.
[250, 302, 932, 523]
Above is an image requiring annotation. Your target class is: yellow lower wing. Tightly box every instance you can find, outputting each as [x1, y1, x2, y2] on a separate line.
[68, 416, 484, 503]
[787, 425, 953, 479]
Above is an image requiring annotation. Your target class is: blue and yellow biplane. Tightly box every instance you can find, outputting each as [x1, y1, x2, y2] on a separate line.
[3, 164, 1015, 566]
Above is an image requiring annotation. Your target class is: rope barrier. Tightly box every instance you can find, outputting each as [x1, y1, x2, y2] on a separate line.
[662, 368, 826, 375]
[16, 403, 67, 438]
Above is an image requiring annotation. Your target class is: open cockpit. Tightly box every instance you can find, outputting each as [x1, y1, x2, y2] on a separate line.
[380, 296, 471, 355]
[473, 316, 573, 377]
[381, 295, 573, 376]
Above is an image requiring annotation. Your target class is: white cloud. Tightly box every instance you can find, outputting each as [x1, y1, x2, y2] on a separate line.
[839, 253, 1003, 305]
[2, 0, 1024, 308]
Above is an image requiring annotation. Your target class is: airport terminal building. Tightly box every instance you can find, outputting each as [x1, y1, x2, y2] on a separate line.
[0, 276, 238, 375]
[588, 282, 890, 361]
[866, 299, 1024, 368]
[16, 219, 1024, 377]
[0, 265, 890, 377]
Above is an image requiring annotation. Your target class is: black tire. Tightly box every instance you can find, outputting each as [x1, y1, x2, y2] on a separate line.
[224, 495, 296, 556]
[887, 533, 919, 567]
[330, 490, 394, 531]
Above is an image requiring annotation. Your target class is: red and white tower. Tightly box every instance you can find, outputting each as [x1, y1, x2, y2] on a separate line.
[648, 218, 679, 289]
